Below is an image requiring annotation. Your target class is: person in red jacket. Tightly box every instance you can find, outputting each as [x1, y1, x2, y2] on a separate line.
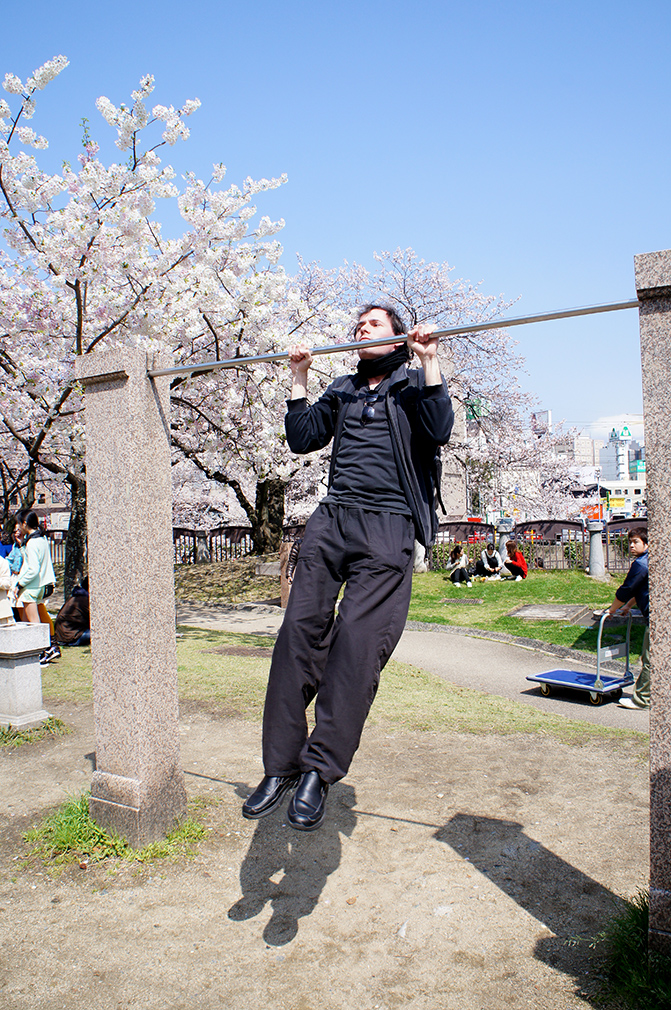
[504, 540, 528, 581]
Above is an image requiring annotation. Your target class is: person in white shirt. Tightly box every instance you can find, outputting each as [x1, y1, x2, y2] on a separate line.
[475, 542, 503, 579]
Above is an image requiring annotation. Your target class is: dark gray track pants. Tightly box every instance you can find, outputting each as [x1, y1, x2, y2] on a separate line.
[262, 504, 415, 784]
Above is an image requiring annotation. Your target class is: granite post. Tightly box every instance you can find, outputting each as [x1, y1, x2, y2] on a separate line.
[76, 348, 187, 848]
[586, 520, 607, 580]
[0, 622, 51, 729]
[634, 249, 671, 956]
[496, 517, 515, 560]
[195, 533, 211, 563]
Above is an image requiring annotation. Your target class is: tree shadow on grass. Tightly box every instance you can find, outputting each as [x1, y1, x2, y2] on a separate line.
[228, 783, 357, 946]
[435, 813, 625, 1005]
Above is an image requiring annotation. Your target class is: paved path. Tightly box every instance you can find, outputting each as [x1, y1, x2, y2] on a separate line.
[176, 603, 649, 734]
[393, 628, 649, 731]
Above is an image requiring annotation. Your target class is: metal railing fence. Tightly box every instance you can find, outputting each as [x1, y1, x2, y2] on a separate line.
[208, 526, 254, 561]
[47, 519, 645, 571]
[603, 519, 647, 573]
[46, 530, 67, 565]
[431, 523, 495, 569]
[429, 519, 646, 573]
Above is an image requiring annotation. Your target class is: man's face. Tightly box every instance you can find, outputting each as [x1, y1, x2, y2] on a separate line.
[629, 536, 647, 557]
[355, 309, 405, 359]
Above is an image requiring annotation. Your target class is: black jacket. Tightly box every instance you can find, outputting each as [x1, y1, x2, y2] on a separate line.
[285, 364, 454, 547]
[615, 551, 649, 623]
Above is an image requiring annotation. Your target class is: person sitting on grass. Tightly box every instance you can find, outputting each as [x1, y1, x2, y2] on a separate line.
[504, 540, 528, 581]
[446, 545, 472, 587]
[604, 527, 649, 710]
[53, 577, 90, 649]
[475, 542, 503, 579]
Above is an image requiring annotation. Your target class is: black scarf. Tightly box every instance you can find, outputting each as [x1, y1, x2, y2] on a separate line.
[356, 343, 410, 381]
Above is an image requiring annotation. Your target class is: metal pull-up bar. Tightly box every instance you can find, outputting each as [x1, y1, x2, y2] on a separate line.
[147, 297, 640, 380]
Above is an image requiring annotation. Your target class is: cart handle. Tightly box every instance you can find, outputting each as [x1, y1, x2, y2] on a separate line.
[596, 611, 632, 689]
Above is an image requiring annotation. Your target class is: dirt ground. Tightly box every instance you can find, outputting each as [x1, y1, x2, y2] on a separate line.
[0, 698, 648, 1010]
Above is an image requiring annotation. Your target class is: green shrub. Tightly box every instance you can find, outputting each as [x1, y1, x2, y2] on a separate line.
[564, 541, 586, 568]
[593, 891, 671, 1009]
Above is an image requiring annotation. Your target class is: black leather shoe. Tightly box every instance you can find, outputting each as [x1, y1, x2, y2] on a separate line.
[287, 770, 329, 832]
[242, 774, 300, 819]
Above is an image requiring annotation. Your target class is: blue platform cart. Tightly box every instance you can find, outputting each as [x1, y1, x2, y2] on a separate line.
[526, 612, 634, 706]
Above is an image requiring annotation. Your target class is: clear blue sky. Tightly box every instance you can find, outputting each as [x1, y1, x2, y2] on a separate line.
[2, 0, 669, 439]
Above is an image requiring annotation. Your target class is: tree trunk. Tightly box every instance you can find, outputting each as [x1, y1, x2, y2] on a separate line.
[22, 460, 36, 509]
[64, 474, 87, 600]
[252, 478, 286, 554]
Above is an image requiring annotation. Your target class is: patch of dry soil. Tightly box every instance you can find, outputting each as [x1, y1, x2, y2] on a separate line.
[0, 701, 648, 1009]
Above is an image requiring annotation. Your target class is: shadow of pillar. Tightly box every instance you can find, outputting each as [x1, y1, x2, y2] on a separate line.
[228, 783, 357, 946]
[435, 813, 624, 993]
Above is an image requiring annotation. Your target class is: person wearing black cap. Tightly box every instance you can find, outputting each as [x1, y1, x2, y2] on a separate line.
[242, 305, 454, 831]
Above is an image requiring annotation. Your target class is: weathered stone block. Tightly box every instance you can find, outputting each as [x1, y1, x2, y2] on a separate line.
[0, 623, 51, 729]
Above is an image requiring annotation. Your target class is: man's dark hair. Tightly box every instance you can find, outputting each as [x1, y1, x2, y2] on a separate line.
[629, 526, 648, 544]
[355, 303, 406, 337]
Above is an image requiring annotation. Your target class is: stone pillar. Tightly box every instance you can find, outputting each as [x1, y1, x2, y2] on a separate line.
[76, 349, 186, 849]
[0, 623, 51, 729]
[587, 520, 607, 580]
[195, 533, 211, 563]
[634, 249, 671, 955]
[496, 517, 514, 559]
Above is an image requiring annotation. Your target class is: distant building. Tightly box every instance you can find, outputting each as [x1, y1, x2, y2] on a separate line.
[555, 434, 604, 467]
[628, 438, 646, 479]
[4, 480, 70, 528]
[599, 425, 633, 481]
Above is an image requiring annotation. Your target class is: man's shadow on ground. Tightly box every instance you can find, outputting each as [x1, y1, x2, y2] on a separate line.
[227, 782, 357, 946]
[436, 813, 626, 1003]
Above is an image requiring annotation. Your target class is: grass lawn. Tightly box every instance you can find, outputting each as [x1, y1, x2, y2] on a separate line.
[48, 565, 640, 681]
[174, 557, 280, 604]
[408, 568, 645, 660]
[38, 626, 647, 758]
[170, 560, 641, 660]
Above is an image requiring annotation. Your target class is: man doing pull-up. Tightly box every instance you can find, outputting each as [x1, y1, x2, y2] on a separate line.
[242, 305, 454, 830]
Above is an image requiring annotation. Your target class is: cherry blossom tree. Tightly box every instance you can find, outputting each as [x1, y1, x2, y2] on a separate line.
[168, 256, 353, 550]
[275, 249, 581, 524]
[174, 245, 581, 533]
[0, 57, 288, 590]
[0, 58, 580, 589]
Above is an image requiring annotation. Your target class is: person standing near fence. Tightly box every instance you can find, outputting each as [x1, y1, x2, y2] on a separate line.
[13, 510, 59, 664]
[241, 304, 454, 831]
[605, 527, 649, 710]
